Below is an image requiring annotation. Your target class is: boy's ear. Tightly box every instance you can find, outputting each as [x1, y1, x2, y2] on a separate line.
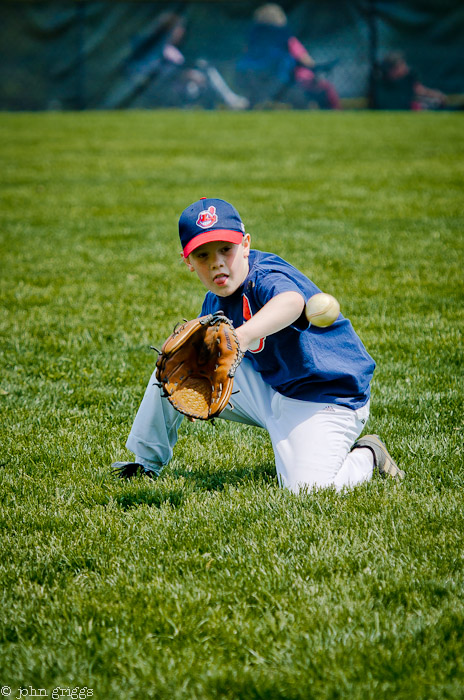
[243, 233, 251, 257]
[181, 252, 195, 272]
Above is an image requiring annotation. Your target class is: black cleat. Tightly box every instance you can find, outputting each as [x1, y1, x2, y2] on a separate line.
[111, 462, 158, 480]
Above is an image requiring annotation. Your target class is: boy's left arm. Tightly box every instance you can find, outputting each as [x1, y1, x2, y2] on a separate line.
[235, 291, 305, 353]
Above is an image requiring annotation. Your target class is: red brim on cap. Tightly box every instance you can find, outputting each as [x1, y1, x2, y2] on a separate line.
[183, 230, 244, 258]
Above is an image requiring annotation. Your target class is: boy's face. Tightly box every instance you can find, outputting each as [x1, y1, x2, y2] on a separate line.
[185, 234, 251, 297]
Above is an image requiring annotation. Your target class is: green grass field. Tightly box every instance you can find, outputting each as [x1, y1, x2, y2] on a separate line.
[1, 109, 463, 699]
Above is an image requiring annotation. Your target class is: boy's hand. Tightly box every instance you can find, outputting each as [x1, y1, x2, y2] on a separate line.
[234, 326, 250, 354]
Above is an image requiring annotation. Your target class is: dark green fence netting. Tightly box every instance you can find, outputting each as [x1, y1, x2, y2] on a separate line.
[1, 0, 462, 110]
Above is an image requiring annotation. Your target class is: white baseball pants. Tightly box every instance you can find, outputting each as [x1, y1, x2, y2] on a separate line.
[126, 358, 373, 493]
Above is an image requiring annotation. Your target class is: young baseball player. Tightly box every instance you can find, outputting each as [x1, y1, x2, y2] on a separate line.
[113, 197, 404, 492]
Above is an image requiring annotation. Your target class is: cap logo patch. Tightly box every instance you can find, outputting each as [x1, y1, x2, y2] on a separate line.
[196, 205, 218, 229]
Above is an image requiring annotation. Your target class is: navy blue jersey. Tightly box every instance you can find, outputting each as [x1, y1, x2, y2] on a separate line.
[200, 249, 375, 409]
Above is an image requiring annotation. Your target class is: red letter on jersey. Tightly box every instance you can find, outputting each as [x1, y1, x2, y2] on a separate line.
[243, 294, 265, 353]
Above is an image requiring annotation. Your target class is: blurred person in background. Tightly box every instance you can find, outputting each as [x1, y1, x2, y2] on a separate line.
[128, 11, 248, 109]
[375, 51, 447, 110]
[236, 3, 340, 109]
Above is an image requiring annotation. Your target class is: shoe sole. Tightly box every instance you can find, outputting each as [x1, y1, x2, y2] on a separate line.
[370, 435, 405, 479]
[355, 435, 405, 480]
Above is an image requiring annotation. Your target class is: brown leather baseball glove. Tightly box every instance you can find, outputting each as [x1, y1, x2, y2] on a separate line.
[155, 311, 243, 420]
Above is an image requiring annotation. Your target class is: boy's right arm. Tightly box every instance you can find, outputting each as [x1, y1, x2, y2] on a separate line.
[235, 291, 305, 353]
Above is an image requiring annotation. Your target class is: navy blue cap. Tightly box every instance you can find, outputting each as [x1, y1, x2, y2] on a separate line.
[179, 198, 245, 257]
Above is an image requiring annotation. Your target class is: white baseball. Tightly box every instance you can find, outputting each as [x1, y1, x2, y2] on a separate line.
[305, 293, 340, 327]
